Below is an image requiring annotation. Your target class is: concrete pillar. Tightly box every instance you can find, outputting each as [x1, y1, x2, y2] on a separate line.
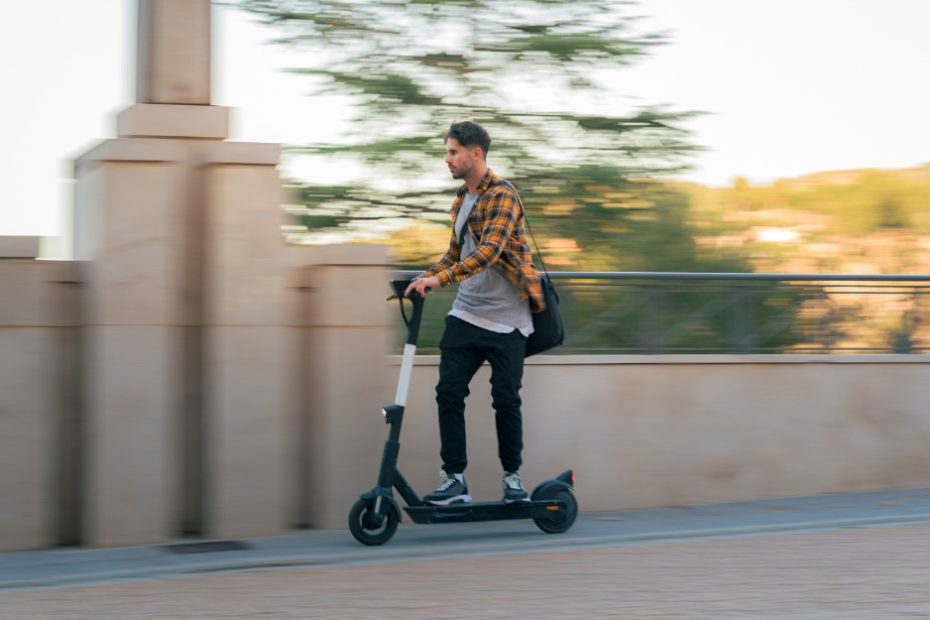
[73, 140, 189, 546]
[136, 0, 212, 105]
[200, 143, 290, 538]
[68, 0, 290, 545]
[297, 245, 391, 529]
[121, 0, 228, 141]
[111, 0, 230, 537]
[0, 258, 80, 550]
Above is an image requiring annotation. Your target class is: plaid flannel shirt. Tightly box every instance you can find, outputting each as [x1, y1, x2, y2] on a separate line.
[423, 169, 545, 313]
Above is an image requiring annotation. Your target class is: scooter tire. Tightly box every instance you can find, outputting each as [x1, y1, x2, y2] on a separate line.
[349, 498, 399, 545]
[533, 488, 578, 534]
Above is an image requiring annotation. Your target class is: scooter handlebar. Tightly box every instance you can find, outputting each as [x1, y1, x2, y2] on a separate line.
[387, 279, 427, 302]
[388, 280, 426, 344]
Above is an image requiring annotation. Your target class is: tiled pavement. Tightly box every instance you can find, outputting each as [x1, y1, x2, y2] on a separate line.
[4, 486, 930, 618]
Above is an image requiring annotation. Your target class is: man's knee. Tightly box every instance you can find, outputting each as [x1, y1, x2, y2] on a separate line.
[490, 389, 522, 413]
[436, 379, 470, 407]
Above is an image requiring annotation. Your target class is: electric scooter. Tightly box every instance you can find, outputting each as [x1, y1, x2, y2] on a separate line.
[348, 280, 578, 546]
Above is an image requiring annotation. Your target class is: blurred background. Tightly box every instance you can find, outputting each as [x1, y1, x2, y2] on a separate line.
[2, 0, 929, 354]
[2, 0, 930, 562]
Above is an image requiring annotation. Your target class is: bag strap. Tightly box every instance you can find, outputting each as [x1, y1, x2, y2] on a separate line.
[497, 180, 552, 280]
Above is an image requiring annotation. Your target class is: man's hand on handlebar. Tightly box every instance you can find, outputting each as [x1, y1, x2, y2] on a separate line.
[405, 275, 441, 298]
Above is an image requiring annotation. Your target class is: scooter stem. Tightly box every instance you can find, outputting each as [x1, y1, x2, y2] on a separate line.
[389, 280, 425, 407]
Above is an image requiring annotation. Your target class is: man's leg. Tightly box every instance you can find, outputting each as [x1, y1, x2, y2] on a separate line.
[436, 316, 485, 474]
[485, 329, 527, 474]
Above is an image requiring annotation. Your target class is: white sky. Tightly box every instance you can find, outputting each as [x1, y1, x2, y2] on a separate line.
[1, 0, 929, 238]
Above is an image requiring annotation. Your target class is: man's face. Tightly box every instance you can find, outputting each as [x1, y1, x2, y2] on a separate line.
[444, 138, 479, 180]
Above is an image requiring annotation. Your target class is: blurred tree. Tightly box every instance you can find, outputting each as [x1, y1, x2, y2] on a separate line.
[240, 0, 818, 355]
[238, 0, 702, 268]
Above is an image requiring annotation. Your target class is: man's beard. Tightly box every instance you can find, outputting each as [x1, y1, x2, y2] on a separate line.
[450, 163, 470, 179]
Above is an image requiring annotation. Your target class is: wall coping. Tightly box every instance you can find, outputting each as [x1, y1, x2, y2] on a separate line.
[117, 103, 229, 140]
[0, 236, 41, 258]
[390, 354, 930, 366]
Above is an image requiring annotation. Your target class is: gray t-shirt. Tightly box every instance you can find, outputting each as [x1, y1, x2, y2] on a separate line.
[449, 192, 533, 336]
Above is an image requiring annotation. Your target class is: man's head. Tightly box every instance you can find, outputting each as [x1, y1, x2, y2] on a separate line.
[444, 121, 491, 182]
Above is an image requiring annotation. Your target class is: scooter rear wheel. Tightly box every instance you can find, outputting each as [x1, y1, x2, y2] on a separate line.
[533, 488, 578, 534]
[349, 498, 399, 545]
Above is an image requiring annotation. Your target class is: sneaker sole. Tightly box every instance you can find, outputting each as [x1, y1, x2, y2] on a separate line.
[425, 494, 472, 506]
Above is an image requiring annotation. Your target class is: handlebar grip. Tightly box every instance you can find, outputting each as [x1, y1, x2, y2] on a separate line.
[389, 279, 426, 341]
[389, 279, 431, 300]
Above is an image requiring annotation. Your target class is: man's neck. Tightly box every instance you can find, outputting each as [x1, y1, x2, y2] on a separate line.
[464, 163, 488, 194]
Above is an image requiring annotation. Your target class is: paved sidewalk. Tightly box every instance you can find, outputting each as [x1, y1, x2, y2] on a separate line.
[3, 485, 930, 591]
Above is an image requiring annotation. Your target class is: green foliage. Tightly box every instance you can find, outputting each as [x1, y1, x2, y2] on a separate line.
[239, 0, 700, 255]
[242, 0, 827, 354]
[886, 311, 919, 353]
[691, 166, 930, 237]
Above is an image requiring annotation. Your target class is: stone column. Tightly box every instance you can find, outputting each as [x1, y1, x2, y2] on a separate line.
[123, 0, 225, 142]
[136, 0, 211, 105]
[73, 140, 189, 546]
[72, 0, 230, 545]
[200, 143, 291, 538]
[73, 0, 295, 545]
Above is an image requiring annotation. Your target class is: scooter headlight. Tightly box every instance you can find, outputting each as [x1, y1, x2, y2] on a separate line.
[381, 405, 404, 424]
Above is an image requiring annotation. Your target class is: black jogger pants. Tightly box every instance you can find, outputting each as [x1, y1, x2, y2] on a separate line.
[435, 315, 527, 475]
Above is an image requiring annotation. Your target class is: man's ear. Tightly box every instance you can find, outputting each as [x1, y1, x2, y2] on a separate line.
[471, 145, 484, 161]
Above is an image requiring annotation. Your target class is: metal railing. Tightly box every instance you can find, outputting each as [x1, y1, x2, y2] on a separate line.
[393, 271, 930, 354]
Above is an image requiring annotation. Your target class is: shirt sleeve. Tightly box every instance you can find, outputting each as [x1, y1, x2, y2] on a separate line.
[434, 188, 519, 287]
[422, 223, 461, 279]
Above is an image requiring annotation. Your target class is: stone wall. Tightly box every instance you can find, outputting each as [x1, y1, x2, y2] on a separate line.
[3, 240, 930, 546]
[398, 355, 930, 515]
[0, 244, 81, 550]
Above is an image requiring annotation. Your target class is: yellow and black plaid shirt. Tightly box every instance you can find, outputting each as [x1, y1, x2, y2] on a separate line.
[424, 169, 546, 313]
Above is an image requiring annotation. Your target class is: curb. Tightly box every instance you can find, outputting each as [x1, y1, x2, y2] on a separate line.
[4, 511, 930, 591]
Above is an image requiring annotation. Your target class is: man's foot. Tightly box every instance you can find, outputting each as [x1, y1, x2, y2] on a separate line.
[424, 470, 471, 506]
[502, 471, 530, 503]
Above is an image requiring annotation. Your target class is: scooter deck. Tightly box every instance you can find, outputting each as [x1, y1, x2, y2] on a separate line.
[404, 499, 567, 524]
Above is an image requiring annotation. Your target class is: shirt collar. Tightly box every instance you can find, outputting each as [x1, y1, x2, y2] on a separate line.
[457, 168, 499, 197]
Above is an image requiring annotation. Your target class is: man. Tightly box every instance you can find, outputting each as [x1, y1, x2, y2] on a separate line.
[406, 120, 544, 505]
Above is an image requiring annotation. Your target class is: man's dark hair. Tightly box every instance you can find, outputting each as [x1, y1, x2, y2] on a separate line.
[444, 121, 491, 157]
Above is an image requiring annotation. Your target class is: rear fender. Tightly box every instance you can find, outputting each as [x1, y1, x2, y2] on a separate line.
[530, 471, 574, 500]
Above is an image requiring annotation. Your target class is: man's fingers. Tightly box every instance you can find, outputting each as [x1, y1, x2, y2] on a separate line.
[404, 276, 436, 298]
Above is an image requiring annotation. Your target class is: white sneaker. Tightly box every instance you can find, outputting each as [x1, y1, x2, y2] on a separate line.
[502, 471, 529, 503]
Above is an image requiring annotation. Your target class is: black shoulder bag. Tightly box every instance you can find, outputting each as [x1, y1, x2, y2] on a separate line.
[473, 180, 564, 356]
[501, 182, 564, 356]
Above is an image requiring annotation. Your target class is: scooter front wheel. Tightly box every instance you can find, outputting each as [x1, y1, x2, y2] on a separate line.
[349, 498, 399, 545]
